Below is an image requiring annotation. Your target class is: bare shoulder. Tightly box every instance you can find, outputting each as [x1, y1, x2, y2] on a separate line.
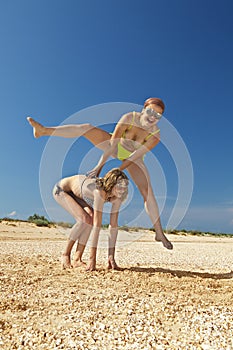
[118, 111, 134, 125]
[93, 188, 105, 201]
[112, 112, 134, 136]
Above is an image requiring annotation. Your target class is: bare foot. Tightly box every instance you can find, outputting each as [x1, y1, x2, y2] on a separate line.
[72, 260, 86, 268]
[155, 233, 173, 250]
[61, 255, 72, 269]
[86, 260, 96, 272]
[27, 117, 45, 138]
[108, 258, 122, 270]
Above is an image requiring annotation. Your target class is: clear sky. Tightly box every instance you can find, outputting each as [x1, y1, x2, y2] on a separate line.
[1, 0, 233, 233]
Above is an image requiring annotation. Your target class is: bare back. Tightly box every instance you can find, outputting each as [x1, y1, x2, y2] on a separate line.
[59, 175, 96, 200]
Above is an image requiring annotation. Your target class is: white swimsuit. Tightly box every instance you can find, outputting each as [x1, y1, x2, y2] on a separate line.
[80, 178, 94, 208]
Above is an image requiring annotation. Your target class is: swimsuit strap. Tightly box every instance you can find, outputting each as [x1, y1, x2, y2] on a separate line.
[121, 111, 160, 142]
[122, 111, 135, 138]
[80, 177, 87, 198]
[128, 111, 160, 139]
[144, 128, 160, 141]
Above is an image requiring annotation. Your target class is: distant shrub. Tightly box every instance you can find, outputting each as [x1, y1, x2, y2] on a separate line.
[101, 224, 110, 229]
[120, 225, 130, 232]
[28, 214, 50, 227]
[56, 222, 73, 228]
[31, 219, 49, 227]
[1, 217, 20, 222]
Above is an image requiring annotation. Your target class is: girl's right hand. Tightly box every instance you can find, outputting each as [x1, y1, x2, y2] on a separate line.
[86, 169, 98, 178]
[86, 165, 102, 178]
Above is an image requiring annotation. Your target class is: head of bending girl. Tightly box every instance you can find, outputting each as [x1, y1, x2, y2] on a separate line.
[96, 168, 129, 202]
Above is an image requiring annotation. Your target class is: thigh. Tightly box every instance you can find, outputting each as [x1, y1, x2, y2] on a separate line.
[53, 188, 93, 222]
[127, 160, 151, 195]
[84, 127, 111, 151]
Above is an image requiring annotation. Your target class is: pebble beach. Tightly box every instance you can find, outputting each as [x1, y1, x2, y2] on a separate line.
[0, 220, 233, 350]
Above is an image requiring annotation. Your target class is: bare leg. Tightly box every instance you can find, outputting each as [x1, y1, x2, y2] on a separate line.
[53, 188, 93, 268]
[86, 227, 100, 271]
[127, 161, 173, 250]
[72, 244, 87, 268]
[108, 249, 121, 270]
[62, 223, 89, 269]
[108, 226, 121, 270]
[72, 225, 92, 267]
[61, 239, 75, 269]
[86, 247, 97, 271]
[27, 117, 111, 150]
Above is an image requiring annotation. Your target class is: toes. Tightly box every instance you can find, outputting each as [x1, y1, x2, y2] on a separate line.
[61, 256, 72, 269]
[155, 235, 173, 250]
[108, 260, 121, 270]
[27, 117, 33, 125]
[72, 261, 86, 268]
[162, 241, 173, 250]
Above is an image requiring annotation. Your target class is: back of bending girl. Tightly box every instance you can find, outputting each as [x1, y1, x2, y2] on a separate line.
[53, 168, 128, 271]
[28, 97, 173, 250]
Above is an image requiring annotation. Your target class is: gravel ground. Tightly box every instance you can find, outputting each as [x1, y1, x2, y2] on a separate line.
[0, 221, 233, 349]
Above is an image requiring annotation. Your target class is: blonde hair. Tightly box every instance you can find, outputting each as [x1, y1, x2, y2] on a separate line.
[96, 168, 129, 201]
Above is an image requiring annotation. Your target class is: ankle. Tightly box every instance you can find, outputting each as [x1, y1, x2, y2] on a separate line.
[89, 257, 96, 261]
[73, 257, 82, 262]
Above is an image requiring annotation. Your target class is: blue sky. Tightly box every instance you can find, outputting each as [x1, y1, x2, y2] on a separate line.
[1, 0, 233, 233]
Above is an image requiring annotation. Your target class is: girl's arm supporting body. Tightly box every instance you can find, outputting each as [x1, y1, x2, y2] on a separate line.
[86, 188, 105, 271]
[86, 190, 123, 271]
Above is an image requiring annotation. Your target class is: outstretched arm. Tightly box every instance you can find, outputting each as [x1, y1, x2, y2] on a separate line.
[87, 113, 132, 177]
[87, 138, 118, 177]
[86, 190, 105, 271]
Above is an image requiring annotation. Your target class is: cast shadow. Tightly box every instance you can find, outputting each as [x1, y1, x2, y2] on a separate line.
[126, 266, 233, 280]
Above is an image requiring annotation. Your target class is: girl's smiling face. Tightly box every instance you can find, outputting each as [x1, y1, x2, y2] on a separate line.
[140, 104, 163, 128]
[112, 179, 129, 199]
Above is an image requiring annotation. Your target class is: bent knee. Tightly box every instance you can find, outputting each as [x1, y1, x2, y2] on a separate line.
[87, 215, 93, 226]
[82, 123, 94, 133]
[52, 184, 65, 200]
[81, 214, 93, 226]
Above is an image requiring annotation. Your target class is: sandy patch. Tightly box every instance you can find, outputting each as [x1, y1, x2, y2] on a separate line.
[0, 221, 232, 349]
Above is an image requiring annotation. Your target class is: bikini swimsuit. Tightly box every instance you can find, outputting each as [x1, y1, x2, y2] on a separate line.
[116, 111, 160, 161]
[80, 178, 95, 208]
